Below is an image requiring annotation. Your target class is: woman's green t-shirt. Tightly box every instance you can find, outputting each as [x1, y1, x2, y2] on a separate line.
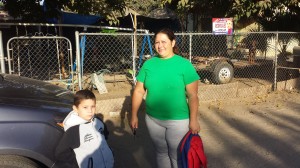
[136, 55, 200, 120]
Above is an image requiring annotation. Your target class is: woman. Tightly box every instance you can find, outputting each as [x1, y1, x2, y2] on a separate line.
[130, 28, 200, 168]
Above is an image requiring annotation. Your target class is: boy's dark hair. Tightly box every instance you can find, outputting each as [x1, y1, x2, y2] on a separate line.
[73, 90, 96, 107]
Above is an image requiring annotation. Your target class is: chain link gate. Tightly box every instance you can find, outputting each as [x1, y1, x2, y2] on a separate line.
[6, 36, 76, 91]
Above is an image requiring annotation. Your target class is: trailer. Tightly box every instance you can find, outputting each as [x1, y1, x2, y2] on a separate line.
[191, 47, 269, 84]
[193, 56, 234, 84]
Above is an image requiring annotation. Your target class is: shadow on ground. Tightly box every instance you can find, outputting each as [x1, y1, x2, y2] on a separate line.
[103, 96, 156, 168]
[98, 90, 300, 168]
[200, 93, 300, 168]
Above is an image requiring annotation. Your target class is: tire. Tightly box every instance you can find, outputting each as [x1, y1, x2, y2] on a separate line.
[0, 155, 40, 168]
[212, 61, 234, 84]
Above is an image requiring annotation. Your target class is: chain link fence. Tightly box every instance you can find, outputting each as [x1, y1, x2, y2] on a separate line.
[74, 31, 299, 114]
[178, 32, 300, 99]
[76, 30, 154, 115]
[6, 35, 75, 91]
[1, 24, 299, 115]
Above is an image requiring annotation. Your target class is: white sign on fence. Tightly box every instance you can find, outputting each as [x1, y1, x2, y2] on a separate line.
[212, 18, 233, 35]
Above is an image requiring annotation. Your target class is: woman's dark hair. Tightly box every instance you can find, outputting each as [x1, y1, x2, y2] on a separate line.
[154, 28, 179, 54]
[73, 90, 96, 107]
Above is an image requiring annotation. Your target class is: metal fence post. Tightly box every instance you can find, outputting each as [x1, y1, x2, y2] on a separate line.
[132, 33, 136, 84]
[6, 37, 13, 74]
[274, 32, 278, 91]
[75, 31, 82, 90]
[189, 34, 192, 61]
[0, 31, 5, 73]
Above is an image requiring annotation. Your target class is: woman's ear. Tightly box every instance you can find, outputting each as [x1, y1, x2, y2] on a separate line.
[171, 40, 176, 47]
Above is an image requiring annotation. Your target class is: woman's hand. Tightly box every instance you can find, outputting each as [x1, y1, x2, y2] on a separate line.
[130, 81, 145, 131]
[130, 115, 138, 130]
[189, 119, 200, 134]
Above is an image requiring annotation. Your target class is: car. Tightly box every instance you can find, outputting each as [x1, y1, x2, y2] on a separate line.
[0, 73, 74, 168]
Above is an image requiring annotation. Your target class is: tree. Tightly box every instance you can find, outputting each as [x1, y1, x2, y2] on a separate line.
[3, 0, 79, 22]
[3, 0, 162, 25]
[158, 0, 300, 32]
[158, 0, 234, 31]
[124, 0, 160, 16]
[4, 0, 300, 31]
[229, 0, 300, 62]
[4, 0, 127, 25]
[63, 0, 127, 25]
[4, 0, 47, 22]
[229, 0, 300, 31]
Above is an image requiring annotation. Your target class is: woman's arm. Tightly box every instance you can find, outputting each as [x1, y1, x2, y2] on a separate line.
[130, 81, 146, 129]
[186, 80, 200, 134]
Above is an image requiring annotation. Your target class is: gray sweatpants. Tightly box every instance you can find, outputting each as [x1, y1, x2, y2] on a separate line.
[145, 114, 189, 168]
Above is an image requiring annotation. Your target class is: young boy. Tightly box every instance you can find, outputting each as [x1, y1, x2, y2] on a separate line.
[54, 90, 114, 168]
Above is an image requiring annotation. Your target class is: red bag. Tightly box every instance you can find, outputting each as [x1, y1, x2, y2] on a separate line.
[180, 131, 207, 168]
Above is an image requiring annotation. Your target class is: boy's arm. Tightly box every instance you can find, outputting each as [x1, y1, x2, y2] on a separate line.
[54, 126, 80, 168]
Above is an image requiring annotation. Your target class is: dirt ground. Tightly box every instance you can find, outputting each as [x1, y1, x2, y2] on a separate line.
[102, 89, 300, 168]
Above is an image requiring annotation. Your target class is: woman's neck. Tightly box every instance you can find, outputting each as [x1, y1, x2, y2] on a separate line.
[160, 53, 175, 59]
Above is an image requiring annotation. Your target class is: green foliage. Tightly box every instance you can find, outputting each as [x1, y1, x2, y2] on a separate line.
[64, 0, 126, 25]
[101, 29, 117, 33]
[3, 0, 126, 25]
[3, 0, 69, 22]
[4, 0, 44, 22]
[125, 0, 160, 15]
[229, 0, 300, 30]
[3, 0, 300, 31]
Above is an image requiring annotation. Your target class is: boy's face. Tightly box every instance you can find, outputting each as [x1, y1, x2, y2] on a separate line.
[73, 99, 96, 121]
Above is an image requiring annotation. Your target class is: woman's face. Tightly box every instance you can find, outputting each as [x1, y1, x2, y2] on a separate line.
[154, 33, 175, 59]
